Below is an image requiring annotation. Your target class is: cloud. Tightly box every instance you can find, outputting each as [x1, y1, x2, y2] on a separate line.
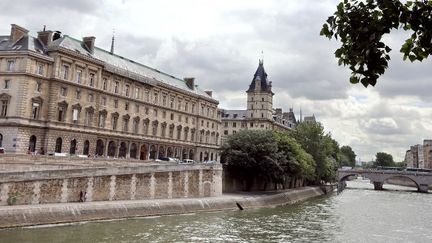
[1, 0, 431, 161]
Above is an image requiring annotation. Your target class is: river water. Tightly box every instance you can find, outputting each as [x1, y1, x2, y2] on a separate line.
[1, 179, 432, 243]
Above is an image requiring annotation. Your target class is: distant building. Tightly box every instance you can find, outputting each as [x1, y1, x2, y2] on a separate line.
[404, 140, 432, 169]
[220, 60, 301, 142]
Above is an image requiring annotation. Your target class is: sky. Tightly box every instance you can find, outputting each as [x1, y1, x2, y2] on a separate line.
[1, 0, 431, 162]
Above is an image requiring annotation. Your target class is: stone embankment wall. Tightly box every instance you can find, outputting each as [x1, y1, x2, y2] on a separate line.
[0, 162, 222, 206]
[0, 186, 328, 228]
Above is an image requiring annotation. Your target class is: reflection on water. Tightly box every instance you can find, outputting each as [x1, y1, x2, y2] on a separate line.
[1, 179, 431, 243]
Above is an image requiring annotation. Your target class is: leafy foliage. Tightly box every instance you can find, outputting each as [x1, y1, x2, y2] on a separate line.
[340, 145, 357, 167]
[375, 151, 395, 167]
[290, 122, 340, 182]
[221, 130, 316, 188]
[321, 0, 432, 87]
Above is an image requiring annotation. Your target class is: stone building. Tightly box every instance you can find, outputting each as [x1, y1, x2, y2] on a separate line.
[0, 24, 221, 162]
[404, 140, 432, 169]
[220, 60, 297, 141]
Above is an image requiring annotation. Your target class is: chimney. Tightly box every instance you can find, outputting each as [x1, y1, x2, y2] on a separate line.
[205, 91, 213, 97]
[83, 36, 96, 53]
[184, 77, 195, 90]
[10, 24, 29, 43]
[275, 108, 282, 115]
[37, 30, 54, 46]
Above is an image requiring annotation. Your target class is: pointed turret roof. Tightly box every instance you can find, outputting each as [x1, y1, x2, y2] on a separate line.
[247, 59, 271, 92]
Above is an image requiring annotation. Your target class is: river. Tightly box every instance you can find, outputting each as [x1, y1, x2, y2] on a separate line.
[1, 179, 431, 243]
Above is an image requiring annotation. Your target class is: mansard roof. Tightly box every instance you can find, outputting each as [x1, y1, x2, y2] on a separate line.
[247, 60, 271, 92]
[0, 29, 216, 102]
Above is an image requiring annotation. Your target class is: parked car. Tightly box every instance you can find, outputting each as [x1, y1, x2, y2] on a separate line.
[178, 159, 194, 164]
[158, 157, 177, 163]
[203, 160, 218, 164]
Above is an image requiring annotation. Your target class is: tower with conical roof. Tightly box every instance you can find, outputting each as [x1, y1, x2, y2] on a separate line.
[246, 59, 274, 126]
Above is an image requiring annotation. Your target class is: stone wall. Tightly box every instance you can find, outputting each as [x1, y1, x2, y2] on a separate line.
[0, 163, 222, 206]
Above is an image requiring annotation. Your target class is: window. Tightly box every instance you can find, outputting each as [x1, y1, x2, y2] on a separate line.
[262, 98, 265, 101]
[102, 78, 107, 90]
[233, 122, 236, 128]
[250, 122, 253, 127]
[178, 115, 182, 122]
[112, 115, 118, 130]
[261, 113, 264, 118]
[84, 109, 93, 126]
[98, 113, 106, 128]
[4, 80, 10, 89]
[170, 113, 174, 120]
[135, 104, 139, 112]
[153, 109, 158, 117]
[134, 87, 140, 99]
[207, 121, 209, 127]
[163, 95, 167, 106]
[36, 82, 42, 92]
[75, 90, 81, 99]
[60, 87, 67, 96]
[114, 99, 118, 108]
[89, 73, 95, 87]
[133, 119, 139, 133]
[186, 117, 189, 124]
[185, 102, 188, 112]
[233, 131, 237, 134]
[101, 97, 106, 106]
[170, 97, 174, 108]
[87, 93, 93, 102]
[37, 64, 44, 75]
[145, 107, 149, 115]
[192, 118, 195, 124]
[7, 60, 14, 71]
[123, 118, 129, 132]
[144, 89, 149, 101]
[58, 106, 65, 121]
[114, 81, 119, 94]
[191, 103, 195, 113]
[0, 100, 8, 117]
[31, 102, 40, 119]
[162, 111, 166, 119]
[178, 100, 182, 110]
[224, 130, 228, 135]
[62, 65, 69, 80]
[76, 69, 82, 83]
[72, 108, 79, 123]
[153, 93, 158, 104]
[125, 102, 129, 111]
[201, 120, 204, 126]
[124, 84, 130, 97]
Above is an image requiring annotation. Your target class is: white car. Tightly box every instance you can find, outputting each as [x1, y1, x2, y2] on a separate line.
[178, 159, 194, 164]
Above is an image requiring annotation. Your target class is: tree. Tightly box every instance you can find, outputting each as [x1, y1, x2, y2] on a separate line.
[340, 145, 356, 167]
[290, 122, 339, 183]
[221, 130, 316, 190]
[321, 0, 432, 87]
[375, 152, 395, 167]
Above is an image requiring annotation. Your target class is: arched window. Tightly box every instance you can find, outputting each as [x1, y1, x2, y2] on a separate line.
[55, 137, 62, 153]
[130, 143, 137, 159]
[70, 139, 77, 154]
[83, 140, 90, 155]
[119, 142, 127, 158]
[28, 135, 37, 153]
[108, 141, 116, 157]
[96, 139, 104, 156]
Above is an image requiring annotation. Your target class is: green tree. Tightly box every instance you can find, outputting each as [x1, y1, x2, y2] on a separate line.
[290, 122, 339, 183]
[321, 0, 432, 87]
[340, 145, 356, 167]
[221, 130, 316, 189]
[375, 152, 395, 167]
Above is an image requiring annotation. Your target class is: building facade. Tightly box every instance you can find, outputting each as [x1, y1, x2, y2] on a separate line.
[221, 60, 297, 140]
[0, 24, 221, 162]
[404, 140, 432, 169]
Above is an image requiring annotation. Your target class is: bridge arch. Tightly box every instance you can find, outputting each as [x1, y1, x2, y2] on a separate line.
[382, 175, 419, 191]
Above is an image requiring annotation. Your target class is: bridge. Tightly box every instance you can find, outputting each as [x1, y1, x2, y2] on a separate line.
[337, 169, 432, 193]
